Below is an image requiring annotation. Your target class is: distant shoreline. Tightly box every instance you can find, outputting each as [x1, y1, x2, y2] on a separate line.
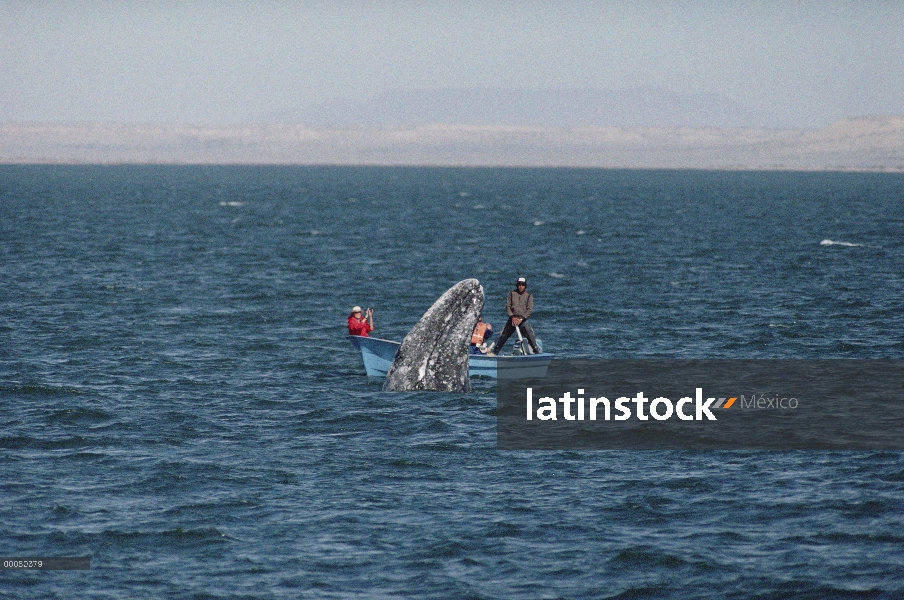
[2, 118, 903, 171]
[2, 161, 902, 173]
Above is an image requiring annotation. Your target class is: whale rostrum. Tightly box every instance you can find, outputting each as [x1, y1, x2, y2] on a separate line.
[383, 279, 484, 392]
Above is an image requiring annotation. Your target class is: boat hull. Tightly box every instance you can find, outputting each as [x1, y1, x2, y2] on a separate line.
[468, 353, 552, 379]
[347, 336, 400, 378]
[348, 336, 551, 379]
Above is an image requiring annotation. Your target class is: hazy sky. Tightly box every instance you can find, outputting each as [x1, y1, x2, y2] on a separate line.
[2, 1, 902, 128]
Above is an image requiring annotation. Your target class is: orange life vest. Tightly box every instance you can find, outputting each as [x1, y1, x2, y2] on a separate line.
[470, 322, 491, 344]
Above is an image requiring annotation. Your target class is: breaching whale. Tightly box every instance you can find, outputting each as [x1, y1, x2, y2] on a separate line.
[383, 279, 484, 392]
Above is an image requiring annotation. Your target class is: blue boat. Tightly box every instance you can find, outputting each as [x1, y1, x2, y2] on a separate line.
[467, 351, 554, 379]
[348, 335, 552, 379]
[347, 336, 401, 378]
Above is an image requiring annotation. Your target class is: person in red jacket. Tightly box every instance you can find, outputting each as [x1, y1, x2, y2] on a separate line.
[347, 306, 374, 337]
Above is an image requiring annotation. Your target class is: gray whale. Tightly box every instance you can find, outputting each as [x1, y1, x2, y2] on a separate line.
[383, 279, 484, 392]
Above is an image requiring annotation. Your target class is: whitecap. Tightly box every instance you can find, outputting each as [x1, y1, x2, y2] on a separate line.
[219, 201, 245, 207]
[820, 239, 861, 247]
[533, 220, 544, 226]
[549, 272, 564, 278]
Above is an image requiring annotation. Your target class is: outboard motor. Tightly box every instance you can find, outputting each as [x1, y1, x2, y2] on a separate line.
[513, 326, 528, 355]
[514, 324, 542, 355]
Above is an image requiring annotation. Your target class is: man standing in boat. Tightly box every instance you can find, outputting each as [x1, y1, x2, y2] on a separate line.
[487, 277, 540, 355]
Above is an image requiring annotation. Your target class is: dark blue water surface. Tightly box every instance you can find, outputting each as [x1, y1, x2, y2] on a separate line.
[2, 166, 904, 598]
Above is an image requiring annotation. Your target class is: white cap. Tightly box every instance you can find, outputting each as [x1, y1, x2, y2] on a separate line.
[517, 277, 526, 284]
[352, 306, 362, 313]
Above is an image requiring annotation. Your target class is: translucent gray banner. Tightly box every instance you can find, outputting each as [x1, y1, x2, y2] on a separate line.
[497, 360, 904, 450]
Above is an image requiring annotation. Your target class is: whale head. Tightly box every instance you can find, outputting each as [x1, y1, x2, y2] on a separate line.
[383, 278, 484, 392]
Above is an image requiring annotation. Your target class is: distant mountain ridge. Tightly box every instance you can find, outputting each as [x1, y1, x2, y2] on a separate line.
[2, 116, 903, 169]
[267, 87, 782, 129]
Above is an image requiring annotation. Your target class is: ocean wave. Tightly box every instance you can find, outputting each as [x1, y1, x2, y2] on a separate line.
[45, 407, 113, 425]
[820, 239, 862, 247]
[0, 383, 83, 397]
[0, 435, 94, 450]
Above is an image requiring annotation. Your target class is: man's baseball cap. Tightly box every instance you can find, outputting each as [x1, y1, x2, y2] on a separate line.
[517, 277, 526, 284]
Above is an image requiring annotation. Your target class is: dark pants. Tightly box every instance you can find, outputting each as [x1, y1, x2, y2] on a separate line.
[491, 318, 539, 354]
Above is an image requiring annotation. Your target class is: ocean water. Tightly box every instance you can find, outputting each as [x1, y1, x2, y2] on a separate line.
[2, 165, 903, 598]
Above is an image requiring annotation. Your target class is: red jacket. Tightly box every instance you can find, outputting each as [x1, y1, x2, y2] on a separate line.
[348, 316, 373, 337]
